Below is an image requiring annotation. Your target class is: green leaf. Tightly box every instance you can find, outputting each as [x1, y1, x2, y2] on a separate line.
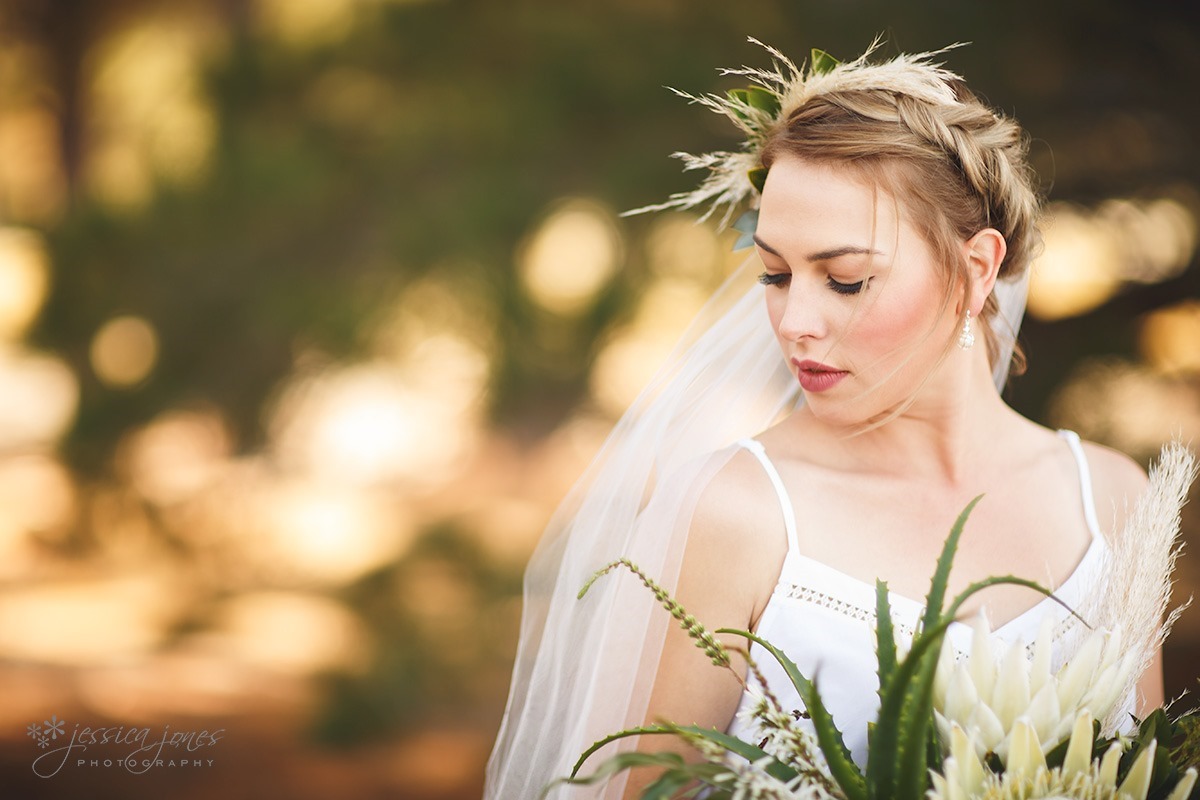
[726, 86, 781, 119]
[571, 724, 677, 777]
[743, 86, 781, 115]
[868, 613, 961, 800]
[875, 580, 897, 697]
[732, 209, 759, 251]
[942, 574, 1077, 624]
[674, 724, 799, 784]
[748, 167, 768, 194]
[894, 632, 944, 800]
[717, 628, 867, 800]
[920, 495, 983, 635]
[810, 48, 841, 75]
[643, 769, 698, 800]
[547, 751, 687, 798]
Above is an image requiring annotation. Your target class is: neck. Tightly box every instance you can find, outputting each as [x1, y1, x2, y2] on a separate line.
[801, 348, 1013, 485]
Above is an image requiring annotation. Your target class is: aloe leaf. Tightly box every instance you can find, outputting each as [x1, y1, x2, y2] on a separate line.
[942, 575, 1079, 625]
[868, 613, 959, 799]
[920, 496, 983, 635]
[895, 628, 947, 799]
[717, 628, 867, 800]
[875, 579, 897, 696]
[870, 496, 981, 800]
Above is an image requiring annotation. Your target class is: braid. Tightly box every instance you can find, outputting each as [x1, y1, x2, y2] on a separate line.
[625, 39, 1043, 377]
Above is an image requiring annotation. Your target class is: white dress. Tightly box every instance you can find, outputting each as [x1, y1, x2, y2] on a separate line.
[726, 429, 1111, 766]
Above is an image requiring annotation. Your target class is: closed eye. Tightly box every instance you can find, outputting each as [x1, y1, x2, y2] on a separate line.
[757, 271, 790, 288]
[827, 277, 866, 295]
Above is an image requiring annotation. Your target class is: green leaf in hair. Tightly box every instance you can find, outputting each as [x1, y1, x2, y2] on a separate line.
[810, 48, 841, 75]
[748, 167, 768, 194]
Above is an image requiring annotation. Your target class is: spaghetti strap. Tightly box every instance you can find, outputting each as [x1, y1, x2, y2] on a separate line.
[1058, 429, 1102, 539]
[736, 438, 801, 554]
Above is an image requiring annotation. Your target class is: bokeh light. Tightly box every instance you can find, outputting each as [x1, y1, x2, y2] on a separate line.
[1049, 358, 1200, 460]
[0, 106, 66, 223]
[0, 346, 78, 449]
[255, 0, 360, 48]
[83, 6, 223, 208]
[645, 213, 722, 281]
[1027, 203, 1123, 320]
[589, 277, 712, 416]
[1140, 301, 1200, 375]
[210, 590, 369, 675]
[1028, 197, 1199, 321]
[256, 479, 411, 586]
[518, 199, 623, 315]
[0, 454, 76, 575]
[0, 571, 186, 665]
[90, 315, 160, 387]
[118, 409, 233, 505]
[0, 227, 49, 341]
[268, 353, 485, 486]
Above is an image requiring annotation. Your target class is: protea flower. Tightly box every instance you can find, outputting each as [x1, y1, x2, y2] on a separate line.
[933, 616, 1138, 761]
[930, 712, 1198, 800]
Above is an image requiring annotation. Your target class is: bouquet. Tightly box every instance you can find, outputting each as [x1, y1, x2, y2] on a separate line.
[553, 442, 1200, 800]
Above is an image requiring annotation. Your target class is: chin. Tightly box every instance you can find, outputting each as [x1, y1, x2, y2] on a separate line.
[802, 387, 911, 431]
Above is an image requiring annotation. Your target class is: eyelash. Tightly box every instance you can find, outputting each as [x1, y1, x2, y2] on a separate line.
[757, 272, 868, 295]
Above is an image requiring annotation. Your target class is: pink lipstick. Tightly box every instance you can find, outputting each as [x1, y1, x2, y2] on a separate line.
[793, 359, 849, 393]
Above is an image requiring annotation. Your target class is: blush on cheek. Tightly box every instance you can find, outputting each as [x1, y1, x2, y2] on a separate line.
[853, 267, 951, 354]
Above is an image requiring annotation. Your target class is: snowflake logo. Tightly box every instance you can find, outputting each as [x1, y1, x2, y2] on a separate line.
[42, 715, 66, 741]
[26, 721, 49, 749]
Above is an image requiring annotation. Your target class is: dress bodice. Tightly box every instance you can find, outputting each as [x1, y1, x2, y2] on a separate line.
[725, 430, 1113, 766]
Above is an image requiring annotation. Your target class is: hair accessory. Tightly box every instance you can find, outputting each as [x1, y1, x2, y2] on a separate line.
[622, 37, 965, 228]
[958, 309, 976, 350]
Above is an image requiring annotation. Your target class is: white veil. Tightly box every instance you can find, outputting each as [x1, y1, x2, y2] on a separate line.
[483, 248, 1031, 798]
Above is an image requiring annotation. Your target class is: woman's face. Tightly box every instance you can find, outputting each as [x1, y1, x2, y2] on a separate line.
[755, 155, 960, 426]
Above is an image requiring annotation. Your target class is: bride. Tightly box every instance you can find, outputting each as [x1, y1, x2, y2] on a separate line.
[485, 41, 1168, 799]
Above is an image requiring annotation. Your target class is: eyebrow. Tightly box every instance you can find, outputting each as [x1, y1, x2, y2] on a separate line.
[754, 235, 884, 262]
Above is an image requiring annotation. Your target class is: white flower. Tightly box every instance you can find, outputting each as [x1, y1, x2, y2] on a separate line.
[930, 713, 1198, 800]
[933, 615, 1138, 760]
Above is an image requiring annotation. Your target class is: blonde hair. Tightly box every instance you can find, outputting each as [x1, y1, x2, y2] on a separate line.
[760, 73, 1042, 376]
[626, 40, 1043, 380]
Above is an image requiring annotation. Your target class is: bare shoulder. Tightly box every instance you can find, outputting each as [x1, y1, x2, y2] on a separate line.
[689, 446, 789, 554]
[681, 446, 790, 620]
[1079, 438, 1149, 497]
[1078, 437, 1149, 540]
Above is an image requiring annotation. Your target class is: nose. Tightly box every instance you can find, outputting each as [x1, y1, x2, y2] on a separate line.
[775, 284, 828, 342]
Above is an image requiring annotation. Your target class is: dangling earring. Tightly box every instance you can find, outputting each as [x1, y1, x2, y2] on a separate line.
[958, 309, 975, 350]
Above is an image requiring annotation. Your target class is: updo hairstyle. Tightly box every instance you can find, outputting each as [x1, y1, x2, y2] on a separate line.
[760, 80, 1043, 376]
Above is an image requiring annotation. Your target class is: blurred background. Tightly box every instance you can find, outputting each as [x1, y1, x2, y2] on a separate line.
[0, 0, 1196, 797]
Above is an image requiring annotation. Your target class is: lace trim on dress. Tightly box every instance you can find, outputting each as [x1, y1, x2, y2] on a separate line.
[781, 582, 918, 638]
[778, 580, 1083, 656]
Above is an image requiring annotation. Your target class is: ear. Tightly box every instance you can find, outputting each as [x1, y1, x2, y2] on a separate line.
[962, 228, 1007, 314]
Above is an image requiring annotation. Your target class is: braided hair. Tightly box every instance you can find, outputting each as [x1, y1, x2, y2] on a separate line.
[761, 78, 1042, 376]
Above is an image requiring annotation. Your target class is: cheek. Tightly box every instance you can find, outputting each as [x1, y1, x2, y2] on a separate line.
[851, 284, 947, 356]
[765, 292, 785, 337]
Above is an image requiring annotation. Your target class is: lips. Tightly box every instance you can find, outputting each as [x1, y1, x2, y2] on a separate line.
[793, 358, 849, 393]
